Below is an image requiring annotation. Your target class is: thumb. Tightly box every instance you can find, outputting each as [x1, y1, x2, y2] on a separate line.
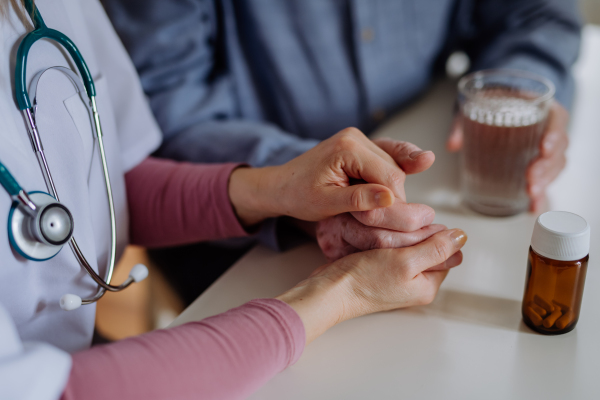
[446, 116, 463, 152]
[327, 184, 395, 214]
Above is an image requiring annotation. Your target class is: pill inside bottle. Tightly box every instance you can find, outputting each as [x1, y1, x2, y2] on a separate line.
[521, 211, 590, 335]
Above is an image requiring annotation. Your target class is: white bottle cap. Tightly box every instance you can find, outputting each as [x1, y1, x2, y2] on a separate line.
[531, 211, 590, 261]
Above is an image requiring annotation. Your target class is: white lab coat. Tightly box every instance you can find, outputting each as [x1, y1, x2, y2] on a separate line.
[0, 0, 161, 398]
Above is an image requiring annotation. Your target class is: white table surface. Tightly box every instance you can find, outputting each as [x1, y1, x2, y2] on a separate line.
[172, 26, 600, 400]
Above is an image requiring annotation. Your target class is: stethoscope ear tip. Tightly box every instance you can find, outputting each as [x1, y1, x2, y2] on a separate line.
[60, 294, 82, 311]
[129, 264, 149, 283]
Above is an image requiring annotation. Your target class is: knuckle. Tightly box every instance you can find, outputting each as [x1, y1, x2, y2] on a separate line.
[392, 141, 415, 158]
[372, 232, 394, 249]
[333, 133, 359, 152]
[403, 213, 422, 231]
[350, 188, 365, 210]
[360, 210, 384, 227]
[393, 141, 409, 155]
[341, 127, 361, 136]
[389, 171, 406, 187]
[432, 239, 451, 262]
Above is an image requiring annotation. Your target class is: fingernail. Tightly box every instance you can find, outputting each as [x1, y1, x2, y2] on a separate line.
[409, 150, 428, 160]
[374, 191, 393, 207]
[422, 211, 435, 226]
[449, 229, 467, 249]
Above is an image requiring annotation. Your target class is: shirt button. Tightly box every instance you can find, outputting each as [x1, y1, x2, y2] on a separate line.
[372, 109, 386, 122]
[361, 27, 375, 43]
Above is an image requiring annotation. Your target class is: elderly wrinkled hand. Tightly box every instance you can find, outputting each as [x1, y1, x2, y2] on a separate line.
[447, 101, 569, 212]
[316, 210, 447, 262]
[315, 137, 441, 262]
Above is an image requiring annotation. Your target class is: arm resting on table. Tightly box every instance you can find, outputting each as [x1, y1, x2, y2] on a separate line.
[61, 299, 305, 400]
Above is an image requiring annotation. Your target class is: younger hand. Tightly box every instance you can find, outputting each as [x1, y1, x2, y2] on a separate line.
[229, 128, 433, 226]
[277, 228, 467, 343]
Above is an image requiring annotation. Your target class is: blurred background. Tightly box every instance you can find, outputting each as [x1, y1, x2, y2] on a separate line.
[95, 0, 600, 341]
[581, 0, 600, 24]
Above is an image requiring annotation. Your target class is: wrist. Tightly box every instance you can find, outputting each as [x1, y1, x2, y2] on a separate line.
[228, 166, 280, 227]
[275, 268, 357, 344]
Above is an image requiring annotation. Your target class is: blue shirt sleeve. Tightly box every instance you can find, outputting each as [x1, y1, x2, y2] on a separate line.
[453, 0, 582, 110]
[101, 0, 318, 169]
[101, 0, 319, 250]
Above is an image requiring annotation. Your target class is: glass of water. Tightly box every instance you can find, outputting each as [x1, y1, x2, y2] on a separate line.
[458, 69, 555, 216]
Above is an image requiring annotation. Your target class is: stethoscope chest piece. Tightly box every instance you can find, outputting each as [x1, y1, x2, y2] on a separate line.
[8, 191, 71, 261]
[1, 0, 149, 309]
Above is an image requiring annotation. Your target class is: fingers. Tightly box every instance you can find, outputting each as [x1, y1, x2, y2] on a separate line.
[352, 201, 435, 232]
[526, 102, 569, 207]
[343, 220, 448, 251]
[540, 126, 569, 159]
[322, 183, 395, 214]
[373, 138, 435, 175]
[527, 153, 566, 199]
[339, 140, 408, 200]
[401, 247, 463, 311]
[328, 128, 436, 201]
[403, 267, 450, 307]
[316, 213, 445, 263]
[540, 102, 569, 158]
[423, 250, 463, 272]
[416, 269, 450, 304]
[446, 115, 463, 152]
[401, 228, 468, 275]
[422, 269, 450, 289]
[529, 194, 548, 213]
[323, 129, 407, 199]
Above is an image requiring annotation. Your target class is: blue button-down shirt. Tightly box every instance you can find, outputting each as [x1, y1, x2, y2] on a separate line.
[104, 0, 581, 167]
[103, 0, 581, 249]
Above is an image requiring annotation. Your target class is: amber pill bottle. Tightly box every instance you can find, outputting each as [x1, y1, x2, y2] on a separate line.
[522, 211, 591, 335]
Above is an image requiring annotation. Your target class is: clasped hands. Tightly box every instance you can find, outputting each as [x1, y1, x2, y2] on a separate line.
[230, 128, 455, 264]
[229, 106, 567, 343]
[229, 127, 466, 343]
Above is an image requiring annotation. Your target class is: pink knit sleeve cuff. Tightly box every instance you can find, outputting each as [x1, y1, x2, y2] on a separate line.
[210, 162, 251, 239]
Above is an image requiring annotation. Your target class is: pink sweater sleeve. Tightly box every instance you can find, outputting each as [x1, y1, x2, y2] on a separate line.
[124, 157, 249, 248]
[61, 299, 305, 400]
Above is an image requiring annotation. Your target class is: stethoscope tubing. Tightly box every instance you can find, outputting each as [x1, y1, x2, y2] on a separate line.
[11, 0, 131, 305]
[21, 98, 122, 302]
[15, 1, 95, 111]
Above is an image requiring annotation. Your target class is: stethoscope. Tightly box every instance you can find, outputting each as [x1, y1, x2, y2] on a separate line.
[0, 0, 147, 311]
